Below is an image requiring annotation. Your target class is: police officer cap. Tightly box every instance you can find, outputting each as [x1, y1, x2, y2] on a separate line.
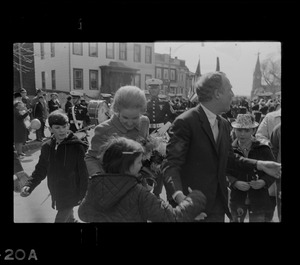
[14, 92, 22, 98]
[101, 93, 112, 98]
[20, 88, 27, 93]
[146, 78, 163, 86]
[70, 90, 83, 97]
[158, 94, 167, 99]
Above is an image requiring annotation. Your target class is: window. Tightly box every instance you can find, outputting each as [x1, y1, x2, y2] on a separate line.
[50, 43, 55, 57]
[170, 69, 176, 81]
[40, 43, 45, 59]
[134, 44, 141, 62]
[163, 69, 169, 79]
[145, 74, 152, 82]
[134, 74, 141, 88]
[156, 68, 162, 79]
[89, 43, 98, 57]
[163, 85, 168, 93]
[73, 69, 83, 90]
[73, 43, 83, 55]
[145, 46, 152, 64]
[51, 70, 56, 90]
[119, 43, 127, 60]
[89, 70, 98, 90]
[145, 75, 152, 92]
[106, 43, 115, 59]
[41, 71, 46, 89]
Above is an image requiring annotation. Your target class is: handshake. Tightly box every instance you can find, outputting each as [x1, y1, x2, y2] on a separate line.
[177, 187, 208, 221]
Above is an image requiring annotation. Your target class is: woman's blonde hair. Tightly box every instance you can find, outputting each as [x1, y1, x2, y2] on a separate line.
[111, 86, 147, 114]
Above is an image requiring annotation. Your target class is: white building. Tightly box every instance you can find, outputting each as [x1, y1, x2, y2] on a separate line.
[33, 42, 155, 98]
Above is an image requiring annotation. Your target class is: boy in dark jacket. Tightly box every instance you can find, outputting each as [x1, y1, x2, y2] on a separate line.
[227, 114, 276, 222]
[78, 136, 206, 222]
[21, 111, 89, 223]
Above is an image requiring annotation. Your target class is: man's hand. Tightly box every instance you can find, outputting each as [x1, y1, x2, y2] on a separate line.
[249, 179, 266, 189]
[188, 187, 207, 221]
[14, 171, 30, 193]
[20, 186, 31, 197]
[257, 161, 281, 179]
[234, 181, 251, 191]
[157, 122, 171, 136]
[175, 192, 186, 204]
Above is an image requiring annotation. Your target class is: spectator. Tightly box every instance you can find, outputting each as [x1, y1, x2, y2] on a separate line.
[85, 85, 150, 177]
[270, 122, 281, 222]
[31, 89, 48, 138]
[227, 114, 276, 222]
[32, 96, 47, 141]
[48, 93, 61, 113]
[20, 111, 89, 223]
[255, 106, 281, 222]
[13, 92, 22, 104]
[259, 99, 269, 116]
[14, 101, 30, 158]
[64, 95, 73, 114]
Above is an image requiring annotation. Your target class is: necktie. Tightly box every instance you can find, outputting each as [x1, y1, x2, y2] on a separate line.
[212, 117, 219, 142]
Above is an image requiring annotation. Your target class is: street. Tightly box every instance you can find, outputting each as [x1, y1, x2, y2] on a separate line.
[14, 128, 279, 223]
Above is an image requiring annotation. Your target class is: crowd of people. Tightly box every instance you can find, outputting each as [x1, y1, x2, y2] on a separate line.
[13, 71, 281, 222]
[13, 88, 91, 159]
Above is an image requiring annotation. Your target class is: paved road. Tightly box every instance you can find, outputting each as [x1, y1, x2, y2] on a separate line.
[14, 128, 279, 223]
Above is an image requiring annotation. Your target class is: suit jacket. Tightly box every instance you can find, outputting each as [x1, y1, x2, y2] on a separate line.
[162, 104, 257, 215]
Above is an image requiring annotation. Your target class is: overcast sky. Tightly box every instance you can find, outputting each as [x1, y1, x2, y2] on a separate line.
[154, 41, 281, 96]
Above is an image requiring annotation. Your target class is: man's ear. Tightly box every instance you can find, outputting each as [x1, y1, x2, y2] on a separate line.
[214, 88, 221, 99]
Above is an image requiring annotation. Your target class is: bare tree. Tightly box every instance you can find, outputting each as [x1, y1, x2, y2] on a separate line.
[261, 53, 281, 88]
[13, 43, 35, 74]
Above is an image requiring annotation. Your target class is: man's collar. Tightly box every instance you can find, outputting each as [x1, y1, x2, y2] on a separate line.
[200, 103, 217, 126]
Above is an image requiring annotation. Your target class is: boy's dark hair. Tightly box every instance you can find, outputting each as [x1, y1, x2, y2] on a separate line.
[101, 136, 144, 174]
[48, 110, 69, 127]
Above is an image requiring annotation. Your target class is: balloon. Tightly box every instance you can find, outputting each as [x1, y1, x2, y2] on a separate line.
[30, 119, 41, 130]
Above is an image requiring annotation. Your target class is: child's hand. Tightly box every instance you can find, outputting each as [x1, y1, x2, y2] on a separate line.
[249, 179, 265, 189]
[20, 186, 30, 197]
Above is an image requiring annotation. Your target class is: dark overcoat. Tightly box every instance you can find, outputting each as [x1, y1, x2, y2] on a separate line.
[25, 133, 89, 210]
[78, 173, 206, 222]
[162, 104, 257, 216]
[13, 107, 29, 143]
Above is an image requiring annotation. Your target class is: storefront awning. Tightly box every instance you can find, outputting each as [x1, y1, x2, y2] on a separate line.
[100, 61, 139, 74]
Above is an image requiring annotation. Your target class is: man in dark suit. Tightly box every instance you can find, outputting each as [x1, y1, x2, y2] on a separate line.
[162, 71, 281, 222]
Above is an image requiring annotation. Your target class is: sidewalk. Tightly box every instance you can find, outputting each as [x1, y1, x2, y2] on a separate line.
[22, 130, 51, 153]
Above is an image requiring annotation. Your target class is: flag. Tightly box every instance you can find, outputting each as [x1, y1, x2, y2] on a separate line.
[216, 57, 220, 71]
[195, 58, 201, 76]
[188, 58, 201, 101]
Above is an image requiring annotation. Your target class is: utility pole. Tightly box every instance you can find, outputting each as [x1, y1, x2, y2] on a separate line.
[167, 47, 171, 95]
